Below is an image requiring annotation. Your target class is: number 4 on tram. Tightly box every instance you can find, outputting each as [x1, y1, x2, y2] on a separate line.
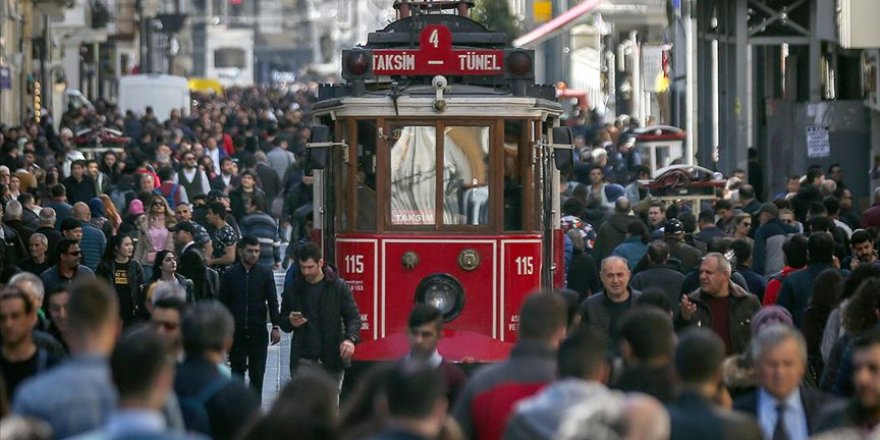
[304, 0, 576, 365]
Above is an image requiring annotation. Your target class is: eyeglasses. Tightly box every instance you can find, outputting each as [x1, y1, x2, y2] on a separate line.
[152, 320, 179, 331]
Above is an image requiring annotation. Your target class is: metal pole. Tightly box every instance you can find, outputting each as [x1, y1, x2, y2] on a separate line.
[684, 0, 697, 165]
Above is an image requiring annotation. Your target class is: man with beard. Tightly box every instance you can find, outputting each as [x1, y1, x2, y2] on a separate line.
[174, 151, 212, 200]
[843, 229, 879, 270]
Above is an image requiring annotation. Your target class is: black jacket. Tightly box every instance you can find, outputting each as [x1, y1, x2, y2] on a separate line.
[733, 386, 839, 435]
[630, 264, 685, 307]
[279, 266, 361, 373]
[219, 261, 281, 336]
[674, 282, 761, 355]
[62, 175, 97, 206]
[95, 258, 146, 324]
[668, 391, 762, 440]
[178, 243, 207, 301]
[174, 354, 260, 440]
[579, 289, 641, 344]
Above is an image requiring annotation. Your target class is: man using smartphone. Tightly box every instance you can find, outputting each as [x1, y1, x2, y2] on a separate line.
[279, 242, 361, 399]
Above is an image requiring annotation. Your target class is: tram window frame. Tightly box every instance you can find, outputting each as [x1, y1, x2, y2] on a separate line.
[382, 120, 496, 232]
[354, 120, 379, 231]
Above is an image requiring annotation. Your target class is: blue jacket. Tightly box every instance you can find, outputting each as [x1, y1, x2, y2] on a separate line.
[753, 219, 798, 276]
[777, 262, 838, 328]
[611, 237, 648, 270]
[80, 224, 107, 271]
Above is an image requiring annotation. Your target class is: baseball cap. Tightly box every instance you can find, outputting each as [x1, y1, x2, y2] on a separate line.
[169, 221, 196, 234]
[664, 219, 685, 235]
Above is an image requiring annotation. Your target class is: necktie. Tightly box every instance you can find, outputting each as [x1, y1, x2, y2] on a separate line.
[773, 403, 789, 440]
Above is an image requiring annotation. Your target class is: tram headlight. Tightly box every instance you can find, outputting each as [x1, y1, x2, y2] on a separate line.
[415, 274, 465, 322]
[342, 50, 373, 79]
[505, 50, 534, 78]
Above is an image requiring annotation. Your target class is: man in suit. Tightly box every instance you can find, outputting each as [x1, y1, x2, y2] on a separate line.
[734, 325, 838, 439]
[172, 222, 207, 301]
[667, 327, 762, 440]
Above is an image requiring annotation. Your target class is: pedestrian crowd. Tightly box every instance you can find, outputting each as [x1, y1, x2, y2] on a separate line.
[2, 88, 880, 440]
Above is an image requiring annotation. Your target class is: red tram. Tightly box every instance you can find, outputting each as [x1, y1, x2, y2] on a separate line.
[306, 0, 574, 363]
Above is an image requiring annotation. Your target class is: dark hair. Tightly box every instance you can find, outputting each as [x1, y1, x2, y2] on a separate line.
[714, 200, 732, 211]
[843, 278, 880, 334]
[841, 265, 880, 302]
[621, 307, 674, 362]
[739, 184, 755, 200]
[626, 220, 649, 244]
[559, 289, 582, 329]
[150, 250, 177, 282]
[851, 229, 873, 247]
[853, 327, 880, 354]
[111, 326, 171, 399]
[71, 159, 87, 168]
[408, 304, 443, 330]
[207, 201, 226, 217]
[823, 196, 841, 216]
[56, 237, 79, 256]
[386, 362, 446, 419]
[237, 234, 260, 249]
[809, 269, 843, 312]
[783, 234, 809, 268]
[698, 210, 715, 225]
[153, 296, 186, 315]
[296, 242, 323, 263]
[808, 231, 835, 264]
[677, 212, 697, 234]
[675, 327, 726, 383]
[68, 277, 119, 336]
[646, 240, 669, 264]
[730, 239, 752, 266]
[18, 192, 33, 205]
[707, 237, 734, 254]
[827, 163, 842, 175]
[1, 286, 34, 315]
[562, 197, 585, 217]
[157, 166, 174, 182]
[102, 234, 132, 263]
[50, 184, 66, 198]
[182, 300, 234, 354]
[558, 327, 609, 379]
[238, 371, 338, 440]
[636, 287, 673, 315]
[519, 291, 567, 341]
[806, 167, 824, 184]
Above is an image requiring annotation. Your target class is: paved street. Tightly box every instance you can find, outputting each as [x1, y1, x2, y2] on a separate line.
[259, 270, 293, 411]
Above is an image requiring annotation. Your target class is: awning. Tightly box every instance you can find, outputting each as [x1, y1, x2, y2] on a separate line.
[513, 0, 602, 48]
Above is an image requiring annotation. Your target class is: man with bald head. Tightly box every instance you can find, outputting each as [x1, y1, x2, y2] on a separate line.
[71, 202, 106, 271]
[579, 256, 641, 344]
[676, 253, 761, 354]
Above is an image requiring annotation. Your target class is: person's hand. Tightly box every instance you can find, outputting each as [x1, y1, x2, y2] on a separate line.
[833, 255, 841, 270]
[274, 262, 282, 270]
[340, 339, 355, 360]
[851, 257, 861, 271]
[680, 295, 697, 321]
[270, 327, 281, 345]
[289, 312, 308, 328]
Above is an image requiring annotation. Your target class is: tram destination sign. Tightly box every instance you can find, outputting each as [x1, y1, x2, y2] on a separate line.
[371, 25, 504, 76]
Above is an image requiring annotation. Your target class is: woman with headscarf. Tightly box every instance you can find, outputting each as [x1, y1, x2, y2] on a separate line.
[88, 197, 112, 238]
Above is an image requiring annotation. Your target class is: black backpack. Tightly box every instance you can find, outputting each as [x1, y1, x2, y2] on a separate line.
[179, 377, 231, 436]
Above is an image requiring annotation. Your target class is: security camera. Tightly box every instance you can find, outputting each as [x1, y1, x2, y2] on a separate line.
[432, 75, 448, 90]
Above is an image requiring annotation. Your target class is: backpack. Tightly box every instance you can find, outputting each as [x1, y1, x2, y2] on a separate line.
[179, 376, 231, 436]
[204, 266, 220, 299]
[161, 183, 180, 209]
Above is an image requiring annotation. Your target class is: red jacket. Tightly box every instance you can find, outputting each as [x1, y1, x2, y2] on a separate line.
[763, 265, 802, 305]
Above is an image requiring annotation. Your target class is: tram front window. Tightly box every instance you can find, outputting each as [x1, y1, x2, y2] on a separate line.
[443, 126, 489, 225]
[390, 126, 437, 225]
